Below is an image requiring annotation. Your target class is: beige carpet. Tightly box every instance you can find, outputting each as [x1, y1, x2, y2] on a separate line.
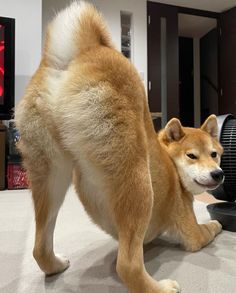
[0, 187, 236, 293]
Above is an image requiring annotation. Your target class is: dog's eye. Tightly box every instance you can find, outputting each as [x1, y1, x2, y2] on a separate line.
[186, 153, 197, 160]
[211, 152, 217, 158]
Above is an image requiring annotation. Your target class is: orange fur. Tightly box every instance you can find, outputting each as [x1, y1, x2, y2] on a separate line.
[15, 2, 223, 292]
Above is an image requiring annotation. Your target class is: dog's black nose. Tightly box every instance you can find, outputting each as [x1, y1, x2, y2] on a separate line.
[211, 170, 224, 183]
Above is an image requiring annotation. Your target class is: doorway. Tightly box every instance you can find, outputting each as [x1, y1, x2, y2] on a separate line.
[147, 2, 219, 129]
[179, 37, 193, 126]
[178, 13, 218, 127]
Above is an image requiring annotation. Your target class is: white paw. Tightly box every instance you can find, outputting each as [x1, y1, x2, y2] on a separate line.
[46, 254, 70, 276]
[158, 279, 181, 293]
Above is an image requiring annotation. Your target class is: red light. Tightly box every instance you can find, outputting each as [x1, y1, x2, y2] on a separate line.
[0, 25, 4, 99]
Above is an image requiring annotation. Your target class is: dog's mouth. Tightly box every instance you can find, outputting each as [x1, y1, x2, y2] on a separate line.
[194, 179, 220, 190]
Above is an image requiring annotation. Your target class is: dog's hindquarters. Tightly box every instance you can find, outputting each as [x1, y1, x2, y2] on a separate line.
[15, 1, 115, 275]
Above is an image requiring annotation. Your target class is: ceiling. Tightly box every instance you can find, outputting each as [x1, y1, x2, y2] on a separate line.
[150, 0, 236, 38]
[179, 14, 217, 38]
[150, 0, 236, 13]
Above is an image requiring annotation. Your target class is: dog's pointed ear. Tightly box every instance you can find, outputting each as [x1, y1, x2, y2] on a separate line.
[201, 115, 218, 139]
[165, 118, 185, 142]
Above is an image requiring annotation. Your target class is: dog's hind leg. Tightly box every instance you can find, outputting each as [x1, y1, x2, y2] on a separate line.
[113, 161, 180, 293]
[30, 156, 73, 275]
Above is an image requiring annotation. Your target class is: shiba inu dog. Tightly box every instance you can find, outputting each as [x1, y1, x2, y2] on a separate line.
[15, 2, 224, 292]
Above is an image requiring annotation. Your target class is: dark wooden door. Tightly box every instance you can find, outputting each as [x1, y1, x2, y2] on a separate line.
[200, 28, 218, 122]
[147, 2, 179, 128]
[219, 7, 236, 116]
[179, 37, 194, 126]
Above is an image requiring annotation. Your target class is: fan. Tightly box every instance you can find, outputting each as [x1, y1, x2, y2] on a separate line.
[207, 114, 236, 232]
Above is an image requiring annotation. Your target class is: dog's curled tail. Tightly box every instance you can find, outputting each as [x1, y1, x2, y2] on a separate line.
[43, 1, 114, 69]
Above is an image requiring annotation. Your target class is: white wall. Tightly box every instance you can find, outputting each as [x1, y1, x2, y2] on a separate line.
[42, 0, 147, 89]
[0, 0, 42, 105]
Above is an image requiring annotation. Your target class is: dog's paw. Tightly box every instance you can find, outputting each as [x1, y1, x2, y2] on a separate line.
[158, 279, 181, 293]
[45, 254, 70, 276]
[209, 220, 222, 235]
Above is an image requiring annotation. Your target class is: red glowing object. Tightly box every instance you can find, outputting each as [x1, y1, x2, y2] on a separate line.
[0, 24, 4, 102]
[0, 16, 15, 119]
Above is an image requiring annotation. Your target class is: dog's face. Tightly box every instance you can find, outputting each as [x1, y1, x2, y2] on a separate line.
[159, 115, 224, 195]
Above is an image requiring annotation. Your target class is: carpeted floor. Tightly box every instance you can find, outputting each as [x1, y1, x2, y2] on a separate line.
[0, 187, 236, 293]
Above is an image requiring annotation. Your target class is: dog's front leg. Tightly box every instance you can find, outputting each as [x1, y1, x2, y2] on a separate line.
[184, 220, 222, 252]
[174, 202, 222, 252]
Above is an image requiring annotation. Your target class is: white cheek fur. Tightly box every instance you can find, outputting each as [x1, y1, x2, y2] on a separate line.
[176, 161, 204, 194]
[174, 158, 221, 195]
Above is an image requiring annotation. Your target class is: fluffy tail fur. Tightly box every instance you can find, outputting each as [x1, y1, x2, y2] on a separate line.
[43, 1, 114, 69]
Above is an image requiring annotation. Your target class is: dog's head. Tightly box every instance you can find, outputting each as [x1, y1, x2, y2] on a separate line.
[158, 115, 224, 195]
